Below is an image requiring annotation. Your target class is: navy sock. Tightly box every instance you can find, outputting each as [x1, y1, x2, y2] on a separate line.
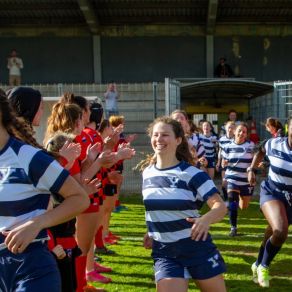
[222, 187, 228, 201]
[255, 245, 265, 266]
[261, 238, 282, 267]
[229, 201, 238, 228]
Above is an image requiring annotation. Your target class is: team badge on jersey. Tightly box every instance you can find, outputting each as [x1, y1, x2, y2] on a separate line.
[168, 176, 179, 188]
[0, 168, 10, 183]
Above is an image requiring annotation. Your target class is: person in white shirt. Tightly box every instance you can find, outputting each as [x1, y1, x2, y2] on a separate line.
[7, 49, 24, 86]
[104, 82, 119, 118]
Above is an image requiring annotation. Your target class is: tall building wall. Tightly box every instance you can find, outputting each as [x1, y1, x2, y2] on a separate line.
[0, 37, 93, 84]
[0, 36, 292, 84]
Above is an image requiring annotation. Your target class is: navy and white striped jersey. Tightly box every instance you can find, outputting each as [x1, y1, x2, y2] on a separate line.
[262, 137, 292, 193]
[0, 137, 69, 244]
[223, 140, 255, 186]
[188, 133, 205, 159]
[218, 135, 233, 159]
[199, 134, 217, 158]
[142, 161, 219, 243]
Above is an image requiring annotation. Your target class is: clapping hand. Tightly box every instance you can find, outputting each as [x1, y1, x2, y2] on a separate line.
[59, 140, 81, 165]
[81, 177, 102, 195]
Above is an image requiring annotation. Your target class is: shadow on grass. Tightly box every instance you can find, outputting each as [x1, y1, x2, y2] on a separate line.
[110, 231, 145, 237]
[226, 278, 292, 291]
[106, 280, 155, 289]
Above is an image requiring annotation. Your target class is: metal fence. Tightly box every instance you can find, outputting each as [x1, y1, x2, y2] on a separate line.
[249, 81, 288, 140]
[1, 83, 165, 194]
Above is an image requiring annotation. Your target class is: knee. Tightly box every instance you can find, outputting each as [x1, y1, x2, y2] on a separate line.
[228, 191, 239, 203]
[272, 228, 288, 245]
[239, 201, 249, 210]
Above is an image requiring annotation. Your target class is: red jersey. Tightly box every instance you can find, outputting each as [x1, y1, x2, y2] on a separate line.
[74, 130, 92, 163]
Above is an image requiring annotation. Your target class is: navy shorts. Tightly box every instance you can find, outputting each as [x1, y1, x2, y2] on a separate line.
[227, 182, 254, 197]
[260, 183, 292, 225]
[206, 157, 216, 169]
[152, 237, 226, 282]
[0, 242, 61, 292]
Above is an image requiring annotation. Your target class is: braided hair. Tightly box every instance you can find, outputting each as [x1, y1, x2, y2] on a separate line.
[0, 89, 43, 149]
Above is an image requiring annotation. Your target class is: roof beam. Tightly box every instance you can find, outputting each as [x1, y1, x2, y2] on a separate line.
[206, 0, 218, 34]
[77, 0, 99, 34]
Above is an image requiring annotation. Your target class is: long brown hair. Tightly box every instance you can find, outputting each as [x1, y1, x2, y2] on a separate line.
[265, 117, 283, 131]
[0, 89, 43, 148]
[45, 102, 82, 144]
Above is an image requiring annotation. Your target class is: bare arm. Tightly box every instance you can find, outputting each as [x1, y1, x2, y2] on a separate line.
[247, 147, 266, 186]
[186, 193, 227, 241]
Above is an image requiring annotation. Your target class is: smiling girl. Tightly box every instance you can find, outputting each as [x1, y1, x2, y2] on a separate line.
[222, 123, 255, 236]
[142, 116, 227, 292]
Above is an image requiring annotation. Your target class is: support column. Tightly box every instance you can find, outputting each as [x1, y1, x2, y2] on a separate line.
[206, 35, 214, 78]
[93, 35, 102, 83]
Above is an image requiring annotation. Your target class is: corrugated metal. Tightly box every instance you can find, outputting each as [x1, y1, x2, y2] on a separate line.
[249, 81, 290, 140]
[0, 0, 291, 27]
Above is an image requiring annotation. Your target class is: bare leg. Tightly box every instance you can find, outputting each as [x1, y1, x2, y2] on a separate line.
[195, 274, 226, 292]
[87, 209, 104, 271]
[86, 240, 95, 272]
[261, 200, 288, 246]
[157, 278, 188, 292]
[76, 212, 99, 255]
[207, 168, 215, 180]
[102, 194, 118, 237]
[239, 195, 251, 209]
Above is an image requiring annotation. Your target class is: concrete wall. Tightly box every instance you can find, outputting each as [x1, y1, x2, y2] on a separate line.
[1, 35, 292, 84]
[0, 37, 93, 84]
[214, 36, 292, 81]
[101, 37, 205, 82]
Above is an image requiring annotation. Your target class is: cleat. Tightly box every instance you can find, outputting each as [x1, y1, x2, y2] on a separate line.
[108, 231, 121, 241]
[257, 264, 270, 288]
[86, 271, 112, 284]
[251, 262, 258, 283]
[83, 285, 106, 292]
[104, 237, 117, 245]
[94, 262, 112, 273]
[95, 246, 116, 255]
[229, 227, 237, 237]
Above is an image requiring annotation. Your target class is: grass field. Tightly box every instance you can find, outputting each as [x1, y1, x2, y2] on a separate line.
[93, 195, 292, 292]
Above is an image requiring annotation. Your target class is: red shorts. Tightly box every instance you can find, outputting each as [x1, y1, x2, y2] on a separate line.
[82, 194, 100, 213]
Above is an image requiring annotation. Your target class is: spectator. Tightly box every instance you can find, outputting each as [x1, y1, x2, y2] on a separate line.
[246, 116, 260, 144]
[104, 82, 119, 118]
[7, 49, 24, 86]
[214, 57, 233, 78]
[220, 109, 240, 137]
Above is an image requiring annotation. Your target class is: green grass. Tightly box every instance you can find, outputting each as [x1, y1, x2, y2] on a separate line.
[93, 196, 292, 291]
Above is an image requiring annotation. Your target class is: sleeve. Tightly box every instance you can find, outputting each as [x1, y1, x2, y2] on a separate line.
[264, 138, 271, 154]
[221, 145, 229, 160]
[69, 159, 81, 176]
[196, 140, 205, 158]
[47, 229, 56, 251]
[28, 150, 70, 194]
[188, 171, 219, 202]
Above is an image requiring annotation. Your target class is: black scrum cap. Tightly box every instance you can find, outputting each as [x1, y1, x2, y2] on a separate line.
[7, 87, 42, 123]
